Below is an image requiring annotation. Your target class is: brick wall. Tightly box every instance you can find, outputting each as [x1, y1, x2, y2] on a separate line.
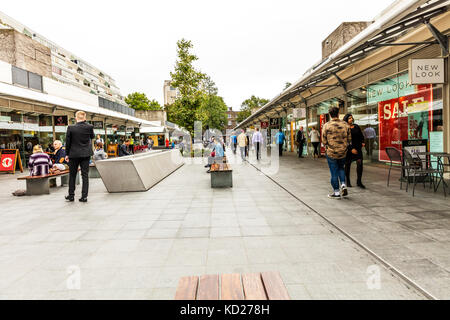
[0, 29, 51, 77]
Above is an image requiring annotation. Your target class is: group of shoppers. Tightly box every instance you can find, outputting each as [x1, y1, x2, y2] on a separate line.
[322, 107, 366, 200]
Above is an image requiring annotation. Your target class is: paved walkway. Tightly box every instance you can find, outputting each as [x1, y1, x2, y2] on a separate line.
[251, 149, 450, 299]
[0, 150, 435, 300]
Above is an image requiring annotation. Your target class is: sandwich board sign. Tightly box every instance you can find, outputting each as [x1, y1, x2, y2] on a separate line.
[0, 149, 23, 174]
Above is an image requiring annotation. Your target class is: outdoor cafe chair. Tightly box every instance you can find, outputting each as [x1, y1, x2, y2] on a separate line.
[386, 147, 403, 188]
[403, 149, 441, 197]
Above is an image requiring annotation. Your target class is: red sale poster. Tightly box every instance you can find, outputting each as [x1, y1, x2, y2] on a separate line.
[378, 85, 432, 162]
[319, 114, 327, 155]
[0, 153, 16, 172]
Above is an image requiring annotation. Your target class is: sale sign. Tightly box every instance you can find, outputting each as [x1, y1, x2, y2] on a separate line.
[378, 85, 432, 162]
[0, 149, 23, 173]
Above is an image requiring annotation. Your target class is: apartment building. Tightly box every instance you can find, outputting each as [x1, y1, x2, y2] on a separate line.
[0, 10, 159, 164]
[163, 80, 179, 106]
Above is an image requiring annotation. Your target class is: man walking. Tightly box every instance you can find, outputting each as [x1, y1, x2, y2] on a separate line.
[322, 107, 352, 199]
[231, 133, 237, 155]
[65, 111, 95, 203]
[237, 130, 247, 162]
[296, 127, 305, 158]
[252, 128, 263, 160]
[275, 129, 285, 157]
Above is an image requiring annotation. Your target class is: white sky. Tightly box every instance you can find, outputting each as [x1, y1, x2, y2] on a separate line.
[3, 0, 395, 110]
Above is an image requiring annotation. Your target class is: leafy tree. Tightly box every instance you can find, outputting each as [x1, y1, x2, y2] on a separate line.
[198, 94, 228, 131]
[125, 92, 162, 111]
[170, 39, 206, 98]
[166, 39, 228, 134]
[284, 82, 292, 90]
[236, 95, 269, 123]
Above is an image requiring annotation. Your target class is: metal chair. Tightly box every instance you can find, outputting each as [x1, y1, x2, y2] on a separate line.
[385, 147, 403, 188]
[403, 149, 441, 197]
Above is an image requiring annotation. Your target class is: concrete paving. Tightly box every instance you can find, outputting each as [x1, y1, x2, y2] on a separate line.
[251, 149, 450, 299]
[0, 150, 435, 300]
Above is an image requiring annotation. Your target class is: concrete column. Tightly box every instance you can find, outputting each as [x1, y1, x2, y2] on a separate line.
[444, 56, 450, 155]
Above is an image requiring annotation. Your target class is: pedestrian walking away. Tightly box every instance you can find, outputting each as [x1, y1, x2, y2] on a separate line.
[344, 114, 366, 189]
[322, 107, 351, 199]
[296, 126, 305, 158]
[231, 133, 238, 155]
[65, 111, 95, 203]
[309, 126, 321, 159]
[252, 128, 263, 160]
[237, 130, 247, 162]
[275, 129, 285, 157]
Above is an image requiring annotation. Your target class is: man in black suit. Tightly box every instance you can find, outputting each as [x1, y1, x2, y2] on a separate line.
[65, 111, 95, 203]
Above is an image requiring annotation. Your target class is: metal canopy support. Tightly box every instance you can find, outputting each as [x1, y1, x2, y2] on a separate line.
[333, 73, 347, 92]
[424, 20, 449, 56]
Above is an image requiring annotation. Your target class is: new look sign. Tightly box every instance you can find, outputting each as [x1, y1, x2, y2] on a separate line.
[409, 58, 445, 85]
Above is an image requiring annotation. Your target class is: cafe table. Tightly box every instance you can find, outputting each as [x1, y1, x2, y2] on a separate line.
[415, 152, 449, 195]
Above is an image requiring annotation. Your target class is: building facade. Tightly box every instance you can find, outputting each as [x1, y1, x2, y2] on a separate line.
[163, 80, 179, 106]
[226, 107, 238, 131]
[0, 10, 158, 165]
[236, 1, 450, 165]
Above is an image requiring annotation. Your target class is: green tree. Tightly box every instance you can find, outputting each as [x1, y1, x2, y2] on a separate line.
[236, 95, 269, 123]
[125, 92, 162, 111]
[166, 39, 228, 134]
[284, 82, 292, 90]
[169, 39, 206, 98]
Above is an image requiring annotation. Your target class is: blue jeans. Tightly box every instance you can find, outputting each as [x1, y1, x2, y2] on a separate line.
[326, 156, 346, 192]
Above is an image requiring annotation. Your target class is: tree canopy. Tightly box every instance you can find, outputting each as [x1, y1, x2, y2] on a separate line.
[236, 95, 270, 123]
[166, 39, 228, 134]
[125, 92, 162, 111]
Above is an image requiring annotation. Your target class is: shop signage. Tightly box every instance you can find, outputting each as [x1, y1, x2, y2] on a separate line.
[430, 131, 443, 169]
[402, 139, 428, 179]
[367, 73, 415, 105]
[91, 121, 104, 129]
[409, 59, 445, 85]
[0, 149, 23, 174]
[269, 118, 280, 127]
[293, 108, 306, 119]
[53, 115, 68, 126]
[378, 85, 432, 162]
[260, 122, 269, 129]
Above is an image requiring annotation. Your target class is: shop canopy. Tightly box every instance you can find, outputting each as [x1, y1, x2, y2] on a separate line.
[140, 126, 166, 134]
[0, 81, 159, 128]
[235, 0, 449, 129]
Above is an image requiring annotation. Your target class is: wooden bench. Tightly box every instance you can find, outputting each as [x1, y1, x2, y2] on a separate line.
[18, 170, 79, 196]
[210, 157, 233, 188]
[175, 272, 290, 300]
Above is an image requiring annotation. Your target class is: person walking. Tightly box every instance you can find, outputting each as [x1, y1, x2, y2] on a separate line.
[252, 128, 263, 160]
[245, 133, 250, 158]
[231, 133, 238, 155]
[322, 107, 351, 199]
[309, 126, 321, 159]
[65, 111, 95, 203]
[344, 114, 366, 189]
[296, 127, 305, 158]
[275, 129, 285, 157]
[237, 130, 247, 162]
[363, 125, 376, 157]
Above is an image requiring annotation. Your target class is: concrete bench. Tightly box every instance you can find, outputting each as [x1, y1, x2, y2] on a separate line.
[95, 149, 183, 193]
[17, 170, 79, 196]
[175, 272, 290, 300]
[89, 163, 101, 179]
[210, 159, 232, 188]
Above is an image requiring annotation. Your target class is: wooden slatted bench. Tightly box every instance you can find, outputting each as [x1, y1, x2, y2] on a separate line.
[175, 272, 290, 300]
[18, 170, 79, 196]
[210, 159, 233, 188]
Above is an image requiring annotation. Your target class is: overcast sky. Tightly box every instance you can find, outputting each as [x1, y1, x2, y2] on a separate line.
[3, 0, 395, 110]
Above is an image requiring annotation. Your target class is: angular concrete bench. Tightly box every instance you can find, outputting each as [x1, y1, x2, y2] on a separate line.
[175, 272, 290, 300]
[95, 149, 184, 193]
[17, 170, 79, 196]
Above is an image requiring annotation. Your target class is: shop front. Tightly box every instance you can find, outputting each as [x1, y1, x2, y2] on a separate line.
[307, 70, 445, 164]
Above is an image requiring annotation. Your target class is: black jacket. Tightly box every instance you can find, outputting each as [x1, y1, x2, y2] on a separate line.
[119, 144, 130, 157]
[296, 130, 305, 143]
[65, 121, 95, 158]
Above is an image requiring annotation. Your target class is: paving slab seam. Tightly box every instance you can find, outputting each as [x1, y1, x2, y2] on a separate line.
[247, 160, 437, 300]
